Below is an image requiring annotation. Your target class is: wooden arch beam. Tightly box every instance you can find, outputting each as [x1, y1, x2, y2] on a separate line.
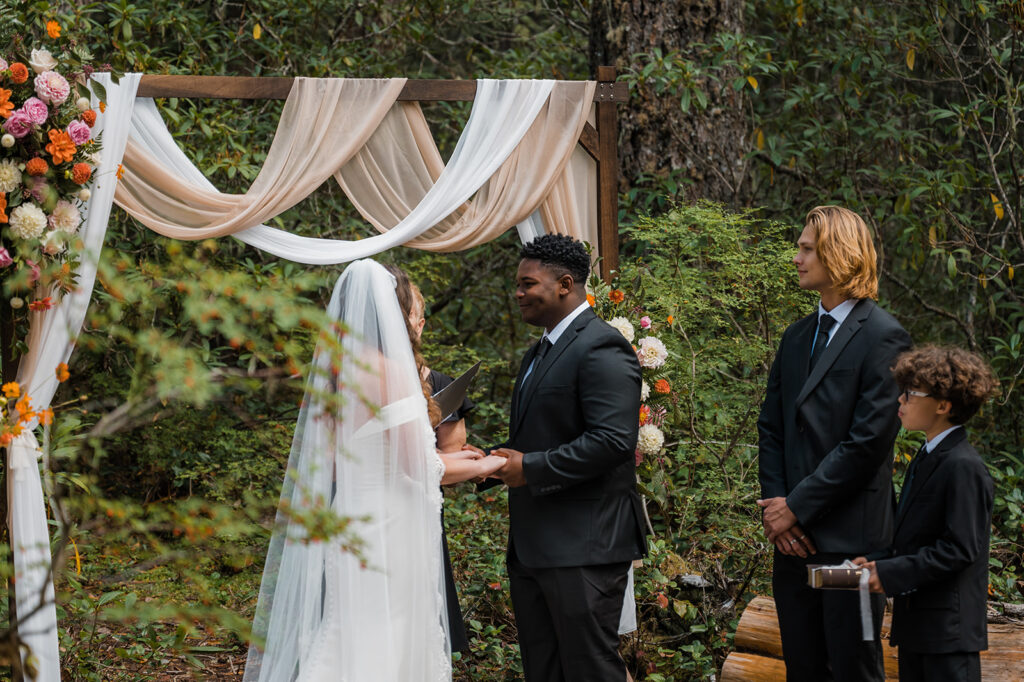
[135, 70, 625, 281]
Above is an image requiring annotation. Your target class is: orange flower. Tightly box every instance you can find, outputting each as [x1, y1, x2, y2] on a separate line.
[46, 129, 76, 164]
[14, 396, 31, 416]
[46, 20, 61, 39]
[28, 297, 54, 312]
[586, 293, 595, 307]
[654, 379, 671, 394]
[666, 315, 675, 324]
[1, 382, 19, 399]
[25, 158, 48, 176]
[9, 63, 29, 84]
[639, 404, 650, 425]
[116, 163, 125, 180]
[0, 432, 11, 447]
[55, 363, 70, 383]
[39, 408, 54, 426]
[81, 109, 96, 127]
[72, 163, 92, 184]
[0, 193, 7, 224]
[98, 101, 106, 113]
[0, 88, 13, 119]
[609, 289, 625, 303]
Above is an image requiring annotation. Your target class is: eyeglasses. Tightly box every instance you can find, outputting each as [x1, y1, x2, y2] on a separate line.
[901, 388, 931, 401]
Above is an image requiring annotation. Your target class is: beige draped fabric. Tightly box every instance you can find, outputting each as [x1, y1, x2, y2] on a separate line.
[335, 81, 596, 251]
[116, 78, 406, 239]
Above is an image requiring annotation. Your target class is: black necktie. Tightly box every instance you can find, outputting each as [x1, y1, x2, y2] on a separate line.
[809, 314, 837, 371]
[518, 338, 552, 409]
[897, 444, 928, 515]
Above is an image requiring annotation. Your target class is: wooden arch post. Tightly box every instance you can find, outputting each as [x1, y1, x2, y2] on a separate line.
[135, 69, 626, 281]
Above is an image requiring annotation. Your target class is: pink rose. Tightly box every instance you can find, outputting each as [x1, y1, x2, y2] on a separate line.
[25, 259, 40, 284]
[0, 59, 8, 72]
[0, 248, 12, 268]
[640, 316, 652, 329]
[33, 70, 70, 105]
[67, 120, 91, 145]
[21, 97, 49, 125]
[2, 110, 33, 139]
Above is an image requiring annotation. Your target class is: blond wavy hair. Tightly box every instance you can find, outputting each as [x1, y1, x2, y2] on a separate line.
[805, 206, 879, 300]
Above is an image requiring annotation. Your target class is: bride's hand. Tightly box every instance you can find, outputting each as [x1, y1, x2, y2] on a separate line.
[476, 455, 507, 478]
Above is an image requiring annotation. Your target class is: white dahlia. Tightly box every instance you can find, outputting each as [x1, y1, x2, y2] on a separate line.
[0, 159, 21, 193]
[637, 424, 665, 456]
[9, 203, 48, 240]
[608, 316, 635, 343]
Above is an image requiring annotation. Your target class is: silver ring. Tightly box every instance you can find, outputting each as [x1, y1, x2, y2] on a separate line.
[798, 535, 807, 540]
[789, 539, 797, 544]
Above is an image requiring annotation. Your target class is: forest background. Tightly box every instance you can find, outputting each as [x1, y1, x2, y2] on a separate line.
[2, 0, 1024, 680]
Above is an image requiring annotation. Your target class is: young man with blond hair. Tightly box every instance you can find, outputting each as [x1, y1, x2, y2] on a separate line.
[757, 206, 912, 681]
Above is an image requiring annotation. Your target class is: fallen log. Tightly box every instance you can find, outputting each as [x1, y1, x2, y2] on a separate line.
[721, 595, 1024, 681]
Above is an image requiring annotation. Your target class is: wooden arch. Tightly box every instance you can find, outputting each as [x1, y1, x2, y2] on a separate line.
[134, 66, 625, 281]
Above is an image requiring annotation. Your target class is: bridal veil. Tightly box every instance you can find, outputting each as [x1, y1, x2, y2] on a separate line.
[244, 259, 450, 681]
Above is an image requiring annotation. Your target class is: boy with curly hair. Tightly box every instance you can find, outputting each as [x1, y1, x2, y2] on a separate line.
[855, 345, 999, 682]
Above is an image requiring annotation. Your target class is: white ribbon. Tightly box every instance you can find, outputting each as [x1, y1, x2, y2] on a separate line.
[856, 561, 873, 641]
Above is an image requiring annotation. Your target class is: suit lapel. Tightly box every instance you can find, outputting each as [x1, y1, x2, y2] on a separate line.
[895, 428, 966, 531]
[795, 299, 871, 407]
[511, 309, 594, 435]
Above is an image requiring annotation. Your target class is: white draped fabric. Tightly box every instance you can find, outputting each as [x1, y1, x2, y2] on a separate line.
[7, 72, 142, 682]
[122, 79, 555, 263]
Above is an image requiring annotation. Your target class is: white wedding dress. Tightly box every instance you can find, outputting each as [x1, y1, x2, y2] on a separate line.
[245, 260, 451, 682]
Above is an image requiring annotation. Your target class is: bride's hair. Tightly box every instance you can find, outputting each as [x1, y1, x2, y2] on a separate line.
[384, 264, 442, 427]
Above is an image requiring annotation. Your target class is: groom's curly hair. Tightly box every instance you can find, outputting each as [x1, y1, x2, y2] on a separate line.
[519, 234, 590, 286]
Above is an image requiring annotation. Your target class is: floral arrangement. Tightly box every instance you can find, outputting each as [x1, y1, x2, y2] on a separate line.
[588, 282, 677, 466]
[0, 19, 106, 317]
[0, 362, 69, 446]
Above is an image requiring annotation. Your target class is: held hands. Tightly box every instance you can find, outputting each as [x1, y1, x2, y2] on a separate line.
[757, 497, 816, 557]
[493, 447, 527, 487]
[460, 444, 528, 487]
[851, 557, 885, 594]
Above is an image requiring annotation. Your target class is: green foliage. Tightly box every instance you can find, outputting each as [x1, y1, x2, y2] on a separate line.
[592, 203, 813, 678]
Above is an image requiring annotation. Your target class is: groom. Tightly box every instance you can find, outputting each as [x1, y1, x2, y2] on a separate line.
[484, 234, 647, 681]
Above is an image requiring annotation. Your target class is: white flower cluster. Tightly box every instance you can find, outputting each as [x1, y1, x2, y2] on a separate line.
[637, 423, 665, 456]
[609, 316, 635, 342]
[637, 336, 668, 369]
[640, 379, 650, 402]
[9, 203, 48, 240]
[0, 159, 21, 193]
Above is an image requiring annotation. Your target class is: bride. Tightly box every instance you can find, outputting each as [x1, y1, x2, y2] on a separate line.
[243, 259, 506, 681]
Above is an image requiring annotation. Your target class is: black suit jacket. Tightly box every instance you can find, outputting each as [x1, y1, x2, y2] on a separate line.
[758, 299, 912, 554]
[875, 428, 993, 653]
[500, 307, 647, 568]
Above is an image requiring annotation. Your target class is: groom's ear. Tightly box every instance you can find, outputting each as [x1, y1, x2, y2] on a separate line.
[558, 273, 575, 296]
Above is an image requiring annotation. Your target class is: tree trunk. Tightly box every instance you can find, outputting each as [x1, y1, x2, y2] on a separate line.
[589, 0, 748, 205]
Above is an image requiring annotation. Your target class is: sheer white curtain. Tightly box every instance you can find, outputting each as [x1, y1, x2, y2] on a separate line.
[244, 260, 449, 681]
[7, 72, 141, 682]
[123, 80, 555, 263]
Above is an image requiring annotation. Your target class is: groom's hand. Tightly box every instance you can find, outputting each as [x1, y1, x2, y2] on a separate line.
[493, 448, 526, 487]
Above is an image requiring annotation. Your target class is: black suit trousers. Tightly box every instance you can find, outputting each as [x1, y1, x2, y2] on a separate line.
[773, 550, 886, 682]
[507, 547, 629, 682]
[898, 650, 981, 682]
